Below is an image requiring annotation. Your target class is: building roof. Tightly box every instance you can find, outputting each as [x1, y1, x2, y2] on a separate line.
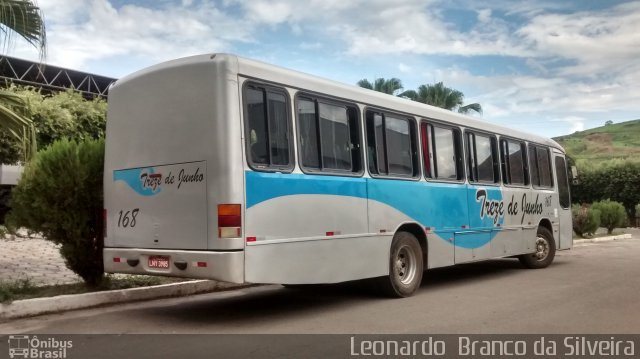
[0, 55, 116, 99]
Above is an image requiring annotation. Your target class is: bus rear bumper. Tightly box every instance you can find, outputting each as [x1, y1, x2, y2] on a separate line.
[104, 248, 245, 283]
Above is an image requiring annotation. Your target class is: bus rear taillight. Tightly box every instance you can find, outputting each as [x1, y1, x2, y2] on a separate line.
[218, 204, 241, 238]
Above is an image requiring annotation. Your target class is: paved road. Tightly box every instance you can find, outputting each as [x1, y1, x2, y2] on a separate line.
[2, 238, 639, 335]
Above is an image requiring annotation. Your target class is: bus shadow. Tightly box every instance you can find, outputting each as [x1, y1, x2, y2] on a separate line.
[421, 258, 526, 289]
[423, 256, 567, 289]
[142, 258, 561, 325]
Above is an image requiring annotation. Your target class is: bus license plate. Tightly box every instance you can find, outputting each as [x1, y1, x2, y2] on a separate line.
[148, 256, 170, 269]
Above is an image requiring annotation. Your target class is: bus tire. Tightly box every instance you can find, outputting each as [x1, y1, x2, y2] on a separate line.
[518, 226, 556, 269]
[376, 231, 423, 298]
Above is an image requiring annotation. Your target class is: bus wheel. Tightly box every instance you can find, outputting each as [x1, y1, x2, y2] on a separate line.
[519, 226, 556, 269]
[376, 231, 423, 297]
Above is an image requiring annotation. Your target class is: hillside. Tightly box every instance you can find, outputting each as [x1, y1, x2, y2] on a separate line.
[553, 119, 640, 164]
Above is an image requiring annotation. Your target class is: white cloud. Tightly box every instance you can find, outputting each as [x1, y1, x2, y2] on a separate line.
[421, 64, 640, 129]
[16, 0, 254, 74]
[245, 1, 293, 25]
[477, 9, 492, 23]
[517, 2, 640, 78]
[398, 63, 412, 73]
[4, 0, 638, 138]
[554, 116, 585, 133]
[335, 3, 531, 57]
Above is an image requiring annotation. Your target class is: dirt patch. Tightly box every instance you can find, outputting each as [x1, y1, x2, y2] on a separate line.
[585, 132, 613, 144]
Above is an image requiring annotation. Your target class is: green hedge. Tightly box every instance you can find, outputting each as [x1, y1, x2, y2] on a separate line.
[7, 138, 105, 286]
[571, 161, 640, 221]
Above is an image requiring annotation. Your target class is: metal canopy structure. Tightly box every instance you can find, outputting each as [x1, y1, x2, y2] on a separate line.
[0, 55, 117, 99]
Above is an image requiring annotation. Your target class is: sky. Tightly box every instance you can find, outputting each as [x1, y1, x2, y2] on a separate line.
[9, 0, 640, 138]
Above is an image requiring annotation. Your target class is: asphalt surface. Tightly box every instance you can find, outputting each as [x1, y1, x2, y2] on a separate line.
[2, 238, 639, 335]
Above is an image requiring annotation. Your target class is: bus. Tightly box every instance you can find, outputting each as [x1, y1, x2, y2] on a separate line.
[103, 54, 572, 297]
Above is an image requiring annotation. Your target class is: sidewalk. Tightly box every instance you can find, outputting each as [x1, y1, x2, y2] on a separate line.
[0, 234, 250, 320]
[0, 236, 81, 285]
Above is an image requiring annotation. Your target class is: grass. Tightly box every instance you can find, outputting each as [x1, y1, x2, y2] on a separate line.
[554, 119, 640, 165]
[0, 275, 187, 304]
[0, 278, 38, 303]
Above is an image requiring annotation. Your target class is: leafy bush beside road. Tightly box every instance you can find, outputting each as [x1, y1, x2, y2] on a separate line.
[7, 138, 105, 286]
[572, 204, 601, 238]
[591, 200, 627, 235]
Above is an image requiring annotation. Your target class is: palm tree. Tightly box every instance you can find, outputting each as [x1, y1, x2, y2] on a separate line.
[357, 77, 404, 96]
[406, 82, 482, 115]
[0, 0, 46, 162]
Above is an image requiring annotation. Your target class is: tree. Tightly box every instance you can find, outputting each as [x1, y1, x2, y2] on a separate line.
[357, 77, 483, 115]
[0, 0, 46, 162]
[0, 86, 107, 164]
[357, 78, 404, 95]
[0, 91, 36, 162]
[605, 120, 613, 126]
[404, 82, 482, 115]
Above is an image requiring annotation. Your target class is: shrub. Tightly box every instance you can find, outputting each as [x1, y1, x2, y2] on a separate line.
[591, 200, 627, 234]
[0, 86, 107, 164]
[572, 204, 600, 238]
[7, 138, 105, 286]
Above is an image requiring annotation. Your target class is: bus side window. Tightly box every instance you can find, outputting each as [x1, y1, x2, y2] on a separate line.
[422, 122, 463, 181]
[529, 144, 553, 188]
[500, 139, 527, 186]
[366, 110, 418, 178]
[244, 84, 293, 171]
[555, 156, 571, 208]
[267, 92, 290, 166]
[295, 95, 362, 174]
[467, 131, 499, 184]
[246, 87, 269, 164]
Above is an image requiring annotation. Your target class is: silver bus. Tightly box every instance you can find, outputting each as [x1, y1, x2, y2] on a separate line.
[103, 54, 572, 297]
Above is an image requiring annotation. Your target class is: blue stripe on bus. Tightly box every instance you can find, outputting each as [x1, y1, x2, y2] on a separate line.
[246, 171, 367, 208]
[245, 171, 503, 248]
[114, 167, 161, 196]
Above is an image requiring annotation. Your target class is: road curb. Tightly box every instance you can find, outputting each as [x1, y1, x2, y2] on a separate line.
[0, 280, 251, 321]
[573, 233, 632, 245]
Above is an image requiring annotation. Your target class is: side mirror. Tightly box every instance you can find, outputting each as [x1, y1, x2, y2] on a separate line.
[570, 165, 579, 185]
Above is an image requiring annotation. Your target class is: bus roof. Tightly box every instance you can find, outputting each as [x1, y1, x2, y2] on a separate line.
[116, 53, 564, 152]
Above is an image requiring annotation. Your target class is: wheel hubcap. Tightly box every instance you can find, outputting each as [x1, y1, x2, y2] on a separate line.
[534, 236, 549, 261]
[394, 245, 417, 285]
